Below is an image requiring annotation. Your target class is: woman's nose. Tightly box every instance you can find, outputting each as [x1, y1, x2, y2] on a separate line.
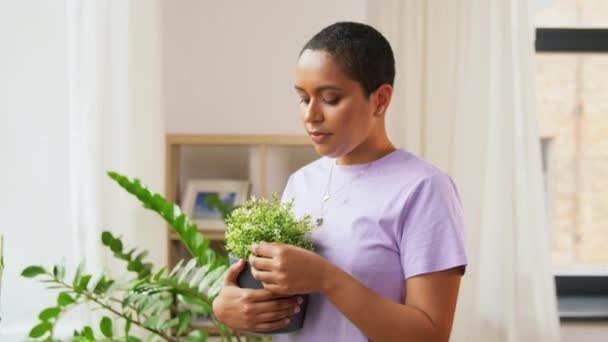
[304, 98, 323, 122]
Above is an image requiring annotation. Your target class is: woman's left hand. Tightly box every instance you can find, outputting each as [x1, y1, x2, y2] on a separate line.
[249, 242, 332, 295]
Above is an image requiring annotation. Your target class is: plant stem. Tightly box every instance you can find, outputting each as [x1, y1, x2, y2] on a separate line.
[156, 279, 213, 307]
[54, 279, 176, 342]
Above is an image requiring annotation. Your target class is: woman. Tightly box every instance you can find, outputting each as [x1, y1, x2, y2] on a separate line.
[213, 22, 467, 342]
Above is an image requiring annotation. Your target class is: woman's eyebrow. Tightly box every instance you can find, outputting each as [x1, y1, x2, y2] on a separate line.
[294, 85, 344, 92]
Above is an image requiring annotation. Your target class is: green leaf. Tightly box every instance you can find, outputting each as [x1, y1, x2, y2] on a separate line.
[110, 238, 123, 253]
[174, 215, 187, 235]
[29, 321, 52, 338]
[76, 274, 92, 291]
[176, 311, 192, 336]
[53, 263, 66, 281]
[92, 276, 114, 294]
[169, 259, 184, 278]
[186, 329, 208, 342]
[186, 228, 198, 250]
[124, 312, 133, 336]
[127, 258, 143, 273]
[127, 336, 143, 342]
[177, 259, 197, 283]
[188, 265, 209, 288]
[102, 279, 121, 298]
[199, 265, 227, 292]
[57, 292, 75, 307]
[159, 316, 180, 330]
[208, 277, 225, 298]
[152, 266, 167, 281]
[135, 250, 149, 261]
[72, 261, 85, 288]
[136, 293, 160, 313]
[213, 320, 233, 342]
[101, 231, 113, 246]
[82, 326, 94, 340]
[100, 316, 113, 338]
[143, 313, 161, 329]
[38, 307, 61, 321]
[150, 193, 165, 212]
[21, 265, 47, 278]
[124, 247, 137, 259]
[191, 233, 204, 250]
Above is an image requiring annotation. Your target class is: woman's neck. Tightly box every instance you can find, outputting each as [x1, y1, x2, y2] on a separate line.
[336, 136, 396, 165]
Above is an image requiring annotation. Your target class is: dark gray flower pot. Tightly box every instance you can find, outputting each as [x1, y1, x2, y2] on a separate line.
[229, 256, 308, 334]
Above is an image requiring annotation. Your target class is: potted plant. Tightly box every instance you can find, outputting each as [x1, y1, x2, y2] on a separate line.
[224, 194, 316, 334]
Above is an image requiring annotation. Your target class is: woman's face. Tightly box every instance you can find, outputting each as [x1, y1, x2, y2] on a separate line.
[294, 49, 379, 160]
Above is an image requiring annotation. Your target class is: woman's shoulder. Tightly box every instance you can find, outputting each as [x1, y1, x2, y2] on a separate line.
[377, 149, 449, 185]
[288, 156, 331, 183]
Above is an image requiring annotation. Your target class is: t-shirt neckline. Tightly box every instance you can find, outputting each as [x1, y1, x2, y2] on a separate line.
[326, 149, 405, 174]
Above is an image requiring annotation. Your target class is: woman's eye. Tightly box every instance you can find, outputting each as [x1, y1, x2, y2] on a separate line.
[323, 98, 340, 105]
[299, 98, 310, 105]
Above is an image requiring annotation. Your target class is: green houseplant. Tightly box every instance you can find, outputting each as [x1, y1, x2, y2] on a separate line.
[21, 172, 269, 342]
[224, 194, 316, 333]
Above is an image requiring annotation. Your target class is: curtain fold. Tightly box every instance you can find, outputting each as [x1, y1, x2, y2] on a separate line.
[368, 1, 560, 341]
[67, 0, 165, 276]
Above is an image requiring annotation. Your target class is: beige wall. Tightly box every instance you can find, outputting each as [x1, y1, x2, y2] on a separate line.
[161, 0, 367, 135]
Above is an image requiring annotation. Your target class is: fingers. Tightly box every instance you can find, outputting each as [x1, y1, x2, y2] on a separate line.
[250, 242, 284, 258]
[255, 306, 300, 324]
[250, 296, 301, 314]
[240, 287, 284, 302]
[261, 283, 285, 294]
[249, 254, 276, 271]
[251, 267, 279, 285]
[252, 318, 292, 333]
[224, 259, 245, 286]
[239, 293, 302, 332]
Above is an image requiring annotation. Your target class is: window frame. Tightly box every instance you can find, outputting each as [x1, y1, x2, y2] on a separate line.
[535, 27, 608, 321]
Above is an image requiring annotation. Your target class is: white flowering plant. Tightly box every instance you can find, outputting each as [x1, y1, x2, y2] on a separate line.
[225, 193, 315, 259]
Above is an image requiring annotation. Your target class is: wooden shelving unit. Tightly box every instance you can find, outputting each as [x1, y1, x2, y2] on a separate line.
[164, 134, 318, 268]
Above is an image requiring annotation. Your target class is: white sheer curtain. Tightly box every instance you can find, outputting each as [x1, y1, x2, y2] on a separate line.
[0, 0, 164, 339]
[368, 1, 560, 341]
[50, 0, 164, 336]
[67, 0, 166, 278]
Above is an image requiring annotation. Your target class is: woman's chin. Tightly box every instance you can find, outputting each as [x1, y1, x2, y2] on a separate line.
[313, 144, 342, 159]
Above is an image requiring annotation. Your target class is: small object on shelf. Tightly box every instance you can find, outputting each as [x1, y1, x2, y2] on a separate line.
[181, 179, 250, 231]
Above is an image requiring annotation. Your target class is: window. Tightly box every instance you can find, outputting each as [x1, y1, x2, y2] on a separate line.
[534, 0, 608, 320]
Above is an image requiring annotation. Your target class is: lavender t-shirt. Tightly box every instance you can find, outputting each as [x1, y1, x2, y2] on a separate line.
[273, 149, 467, 342]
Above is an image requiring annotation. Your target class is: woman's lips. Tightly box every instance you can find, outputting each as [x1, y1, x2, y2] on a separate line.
[309, 132, 332, 144]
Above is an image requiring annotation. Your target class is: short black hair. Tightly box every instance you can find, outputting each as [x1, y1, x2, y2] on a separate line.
[300, 22, 395, 97]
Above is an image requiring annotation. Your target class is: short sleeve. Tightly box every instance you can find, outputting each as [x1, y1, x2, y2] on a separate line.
[400, 173, 468, 280]
[280, 175, 295, 204]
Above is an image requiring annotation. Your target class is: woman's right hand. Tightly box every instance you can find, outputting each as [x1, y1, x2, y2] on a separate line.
[212, 259, 303, 333]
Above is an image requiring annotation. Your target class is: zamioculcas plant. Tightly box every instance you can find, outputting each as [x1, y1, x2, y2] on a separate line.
[22, 171, 269, 342]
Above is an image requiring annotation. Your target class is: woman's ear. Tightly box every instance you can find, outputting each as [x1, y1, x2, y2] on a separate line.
[373, 84, 393, 117]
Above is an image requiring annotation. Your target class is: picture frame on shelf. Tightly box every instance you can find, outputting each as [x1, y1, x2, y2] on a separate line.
[181, 179, 250, 231]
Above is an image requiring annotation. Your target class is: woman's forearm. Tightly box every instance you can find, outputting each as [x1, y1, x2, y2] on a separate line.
[319, 263, 447, 342]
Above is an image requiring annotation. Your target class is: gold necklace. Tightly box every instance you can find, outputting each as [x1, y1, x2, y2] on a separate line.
[316, 161, 374, 226]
